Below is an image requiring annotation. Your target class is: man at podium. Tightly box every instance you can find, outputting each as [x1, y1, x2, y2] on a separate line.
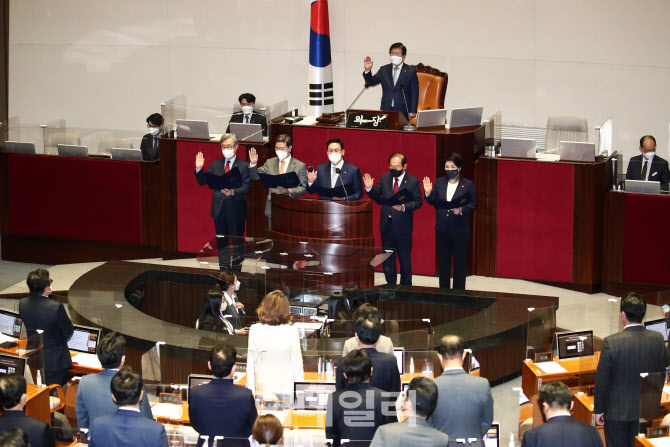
[306, 138, 363, 201]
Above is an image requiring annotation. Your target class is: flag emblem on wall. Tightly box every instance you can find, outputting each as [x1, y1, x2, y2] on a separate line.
[308, 0, 334, 116]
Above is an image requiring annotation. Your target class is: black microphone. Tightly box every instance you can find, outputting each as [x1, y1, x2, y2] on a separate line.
[339, 84, 371, 128]
[335, 168, 349, 201]
[399, 85, 416, 131]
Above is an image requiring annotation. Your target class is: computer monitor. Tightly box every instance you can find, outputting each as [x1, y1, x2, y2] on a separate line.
[110, 148, 143, 161]
[393, 348, 405, 375]
[484, 423, 500, 447]
[500, 137, 537, 158]
[555, 330, 594, 360]
[67, 325, 101, 354]
[294, 381, 336, 411]
[415, 109, 447, 129]
[559, 141, 595, 162]
[598, 117, 613, 157]
[644, 318, 668, 342]
[0, 353, 27, 376]
[5, 141, 36, 154]
[229, 123, 265, 143]
[625, 179, 661, 194]
[0, 310, 22, 339]
[449, 107, 483, 128]
[187, 374, 214, 405]
[57, 144, 89, 158]
[176, 119, 210, 140]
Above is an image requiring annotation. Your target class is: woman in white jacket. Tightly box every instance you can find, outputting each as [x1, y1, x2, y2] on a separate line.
[246, 290, 304, 399]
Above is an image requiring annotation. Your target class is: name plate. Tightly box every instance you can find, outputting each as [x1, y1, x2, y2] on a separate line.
[346, 112, 389, 129]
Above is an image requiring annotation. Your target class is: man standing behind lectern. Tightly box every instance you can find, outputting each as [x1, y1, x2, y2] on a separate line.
[306, 138, 363, 201]
[363, 42, 419, 121]
[363, 153, 422, 285]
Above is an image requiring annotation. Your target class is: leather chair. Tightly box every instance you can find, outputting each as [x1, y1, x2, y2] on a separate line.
[44, 131, 81, 155]
[410, 63, 448, 125]
[98, 137, 132, 156]
[544, 114, 588, 153]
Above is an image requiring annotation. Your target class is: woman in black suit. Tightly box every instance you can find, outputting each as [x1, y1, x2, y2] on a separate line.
[197, 271, 248, 335]
[423, 153, 478, 289]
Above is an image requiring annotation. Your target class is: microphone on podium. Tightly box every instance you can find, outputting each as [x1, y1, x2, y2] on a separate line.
[335, 168, 349, 201]
[399, 85, 416, 131]
[339, 84, 371, 128]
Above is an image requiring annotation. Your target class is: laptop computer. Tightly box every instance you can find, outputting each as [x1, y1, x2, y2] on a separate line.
[0, 352, 27, 376]
[187, 374, 214, 405]
[176, 119, 210, 140]
[293, 381, 336, 412]
[229, 123, 266, 143]
[554, 330, 594, 360]
[0, 309, 23, 342]
[449, 107, 483, 128]
[68, 325, 102, 369]
[110, 148, 143, 161]
[644, 318, 668, 342]
[415, 109, 448, 129]
[625, 179, 661, 194]
[559, 141, 595, 162]
[57, 144, 89, 158]
[500, 138, 537, 158]
[5, 141, 36, 154]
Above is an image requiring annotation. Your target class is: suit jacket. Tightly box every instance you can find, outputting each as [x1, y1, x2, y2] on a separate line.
[226, 111, 268, 137]
[18, 295, 74, 371]
[0, 410, 55, 447]
[326, 382, 397, 447]
[363, 63, 420, 120]
[195, 157, 251, 220]
[625, 154, 670, 188]
[335, 347, 400, 393]
[425, 176, 477, 234]
[594, 326, 667, 421]
[139, 133, 160, 161]
[76, 368, 153, 430]
[370, 417, 449, 447]
[250, 156, 308, 216]
[521, 415, 603, 447]
[367, 172, 423, 234]
[428, 369, 494, 439]
[188, 378, 257, 447]
[306, 160, 364, 201]
[89, 409, 167, 447]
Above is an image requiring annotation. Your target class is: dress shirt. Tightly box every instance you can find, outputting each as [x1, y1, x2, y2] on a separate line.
[446, 180, 458, 201]
[279, 156, 291, 174]
[118, 406, 140, 413]
[547, 413, 572, 420]
[642, 155, 654, 180]
[244, 114, 251, 124]
[442, 366, 463, 372]
[331, 159, 344, 188]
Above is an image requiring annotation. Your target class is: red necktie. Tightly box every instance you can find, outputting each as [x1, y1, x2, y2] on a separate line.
[393, 178, 399, 194]
[225, 161, 230, 173]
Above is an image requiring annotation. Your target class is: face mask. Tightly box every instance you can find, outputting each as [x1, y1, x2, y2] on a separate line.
[643, 151, 655, 160]
[235, 280, 240, 291]
[328, 152, 342, 165]
[390, 55, 403, 66]
[222, 148, 236, 159]
[276, 150, 289, 161]
[149, 127, 160, 136]
[446, 169, 459, 181]
[390, 168, 403, 178]
[241, 106, 254, 115]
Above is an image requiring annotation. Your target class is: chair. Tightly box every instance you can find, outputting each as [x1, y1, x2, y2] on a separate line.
[544, 114, 588, 153]
[98, 137, 132, 156]
[410, 63, 448, 126]
[63, 381, 79, 426]
[44, 131, 81, 155]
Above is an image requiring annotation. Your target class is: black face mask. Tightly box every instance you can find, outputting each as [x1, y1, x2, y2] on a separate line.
[390, 168, 403, 178]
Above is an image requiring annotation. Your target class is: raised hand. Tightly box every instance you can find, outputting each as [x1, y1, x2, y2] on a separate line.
[363, 173, 374, 190]
[307, 170, 318, 183]
[195, 152, 205, 169]
[249, 148, 258, 165]
[364, 56, 373, 72]
[423, 176, 433, 195]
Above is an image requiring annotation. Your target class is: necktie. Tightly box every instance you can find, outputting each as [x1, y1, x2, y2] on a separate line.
[225, 161, 231, 173]
[641, 160, 648, 180]
[245, 115, 250, 123]
[393, 66, 399, 85]
[393, 178, 399, 194]
[280, 160, 286, 175]
[153, 136, 158, 149]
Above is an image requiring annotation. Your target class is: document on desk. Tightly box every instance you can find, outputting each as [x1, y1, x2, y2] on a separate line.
[535, 361, 568, 374]
[71, 353, 102, 369]
[648, 437, 670, 447]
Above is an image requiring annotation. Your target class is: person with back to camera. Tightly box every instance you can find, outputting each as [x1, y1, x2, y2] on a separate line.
[246, 290, 304, 399]
[197, 271, 248, 335]
[252, 414, 284, 447]
[423, 152, 477, 290]
[342, 304, 394, 356]
[342, 283, 368, 313]
[324, 291, 355, 338]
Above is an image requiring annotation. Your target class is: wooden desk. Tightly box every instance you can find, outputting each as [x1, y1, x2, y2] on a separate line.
[521, 355, 600, 400]
[25, 384, 51, 425]
[636, 435, 662, 447]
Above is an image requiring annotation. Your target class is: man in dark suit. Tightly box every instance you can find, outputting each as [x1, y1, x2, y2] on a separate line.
[76, 332, 153, 431]
[139, 112, 164, 161]
[226, 93, 268, 137]
[429, 335, 493, 444]
[195, 133, 251, 270]
[0, 374, 55, 447]
[335, 316, 400, 393]
[594, 292, 668, 447]
[625, 135, 670, 190]
[363, 42, 419, 121]
[522, 381, 603, 447]
[18, 269, 74, 386]
[189, 344, 257, 447]
[364, 152, 423, 285]
[248, 133, 307, 228]
[89, 366, 167, 447]
[370, 377, 449, 447]
[306, 138, 363, 201]
[326, 349, 396, 447]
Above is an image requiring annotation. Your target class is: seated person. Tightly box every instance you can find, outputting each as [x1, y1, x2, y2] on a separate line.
[253, 414, 284, 447]
[89, 366, 167, 447]
[343, 283, 368, 313]
[197, 271, 248, 335]
[140, 113, 164, 161]
[306, 138, 364, 201]
[189, 344, 257, 447]
[625, 135, 670, 189]
[76, 332, 153, 431]
[343, 304, 394, 356]
[324, 291, 354, 338]
[0, 374, 55, 447]
[335, 315, 400, 393]
[326, 350, 396, 447]
[226, 93, 268, 137]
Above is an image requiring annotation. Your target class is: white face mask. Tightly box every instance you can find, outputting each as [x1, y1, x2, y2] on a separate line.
[149, 127, 160, 136]
[390, 55, 403, 66]
[276, 150, 289, 161]
[328, 152, 342, 165]
[222, 148, 236, 159]
[241, 106, 254, 115]
[235, 280, 240, 291]
[643, 151, 655, 160]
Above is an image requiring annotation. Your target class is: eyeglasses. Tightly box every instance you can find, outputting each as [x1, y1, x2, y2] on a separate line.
[49, 279, 53, 285]
[221, 145, 237, 150]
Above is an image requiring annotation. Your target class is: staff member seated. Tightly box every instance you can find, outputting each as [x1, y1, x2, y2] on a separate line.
[140, 113, 164, 161]
[306, 138, 363, 201]
[226, 93, 268, 137]
[197, 271, 248, 335]
[625, 135, 670, 189]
